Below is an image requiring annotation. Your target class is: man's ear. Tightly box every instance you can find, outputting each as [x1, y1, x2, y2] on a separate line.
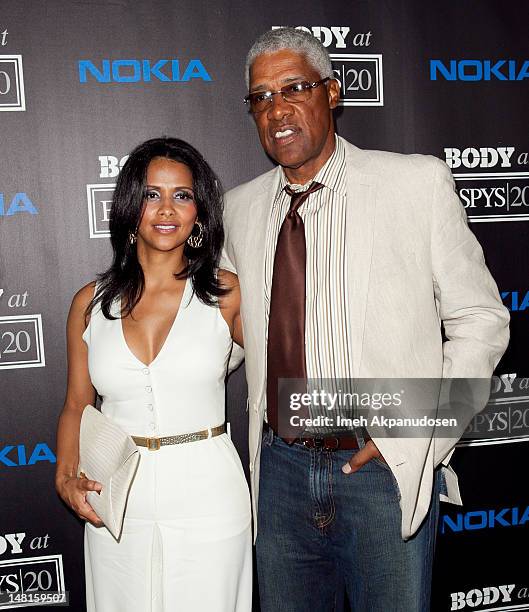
[327, 78, 340, 110]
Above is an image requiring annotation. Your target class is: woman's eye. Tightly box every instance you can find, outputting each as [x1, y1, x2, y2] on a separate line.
[145, 191, 159, 200]
[175, 191, 194, 201]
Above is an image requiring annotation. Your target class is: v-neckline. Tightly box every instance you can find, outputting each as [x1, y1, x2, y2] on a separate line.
[119, 277, 190, 368]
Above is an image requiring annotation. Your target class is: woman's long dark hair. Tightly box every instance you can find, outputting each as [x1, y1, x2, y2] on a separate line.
[87, 137, 227, 319]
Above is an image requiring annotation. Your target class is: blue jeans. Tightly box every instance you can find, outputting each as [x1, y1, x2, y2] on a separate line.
[256, 427, 442, 612]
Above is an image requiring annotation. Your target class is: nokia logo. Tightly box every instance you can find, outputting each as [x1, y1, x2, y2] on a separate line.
[430, 59, 529, 81]
[501, 290, 529, 312]
[79, 59, 211, 83]
[441, 506, 529, 533]
[0, 193, 37, 216]
[0, 443, 55, 467]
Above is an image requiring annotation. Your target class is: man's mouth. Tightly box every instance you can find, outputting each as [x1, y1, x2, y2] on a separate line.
[272, 126, 299, 144]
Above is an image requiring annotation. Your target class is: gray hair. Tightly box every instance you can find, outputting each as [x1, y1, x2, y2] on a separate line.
[245, 27, 333, 89]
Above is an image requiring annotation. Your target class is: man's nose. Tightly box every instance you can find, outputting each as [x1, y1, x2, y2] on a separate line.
[267, 92, 293, 120]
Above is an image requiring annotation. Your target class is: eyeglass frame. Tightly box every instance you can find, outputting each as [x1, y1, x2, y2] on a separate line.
[243, 77, 332, 114]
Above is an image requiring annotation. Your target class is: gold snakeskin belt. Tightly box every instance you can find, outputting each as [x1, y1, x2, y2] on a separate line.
[132, 423, 225, 451]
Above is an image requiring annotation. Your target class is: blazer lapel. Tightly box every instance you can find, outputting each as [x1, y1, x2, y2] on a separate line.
[242, 166, 281, 403]
[345, 144, 378, 377]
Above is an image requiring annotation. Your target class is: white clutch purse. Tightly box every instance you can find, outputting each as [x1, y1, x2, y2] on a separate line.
[77, 405, 140, 539]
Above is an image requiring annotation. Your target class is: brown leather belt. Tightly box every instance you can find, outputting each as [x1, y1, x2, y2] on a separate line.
[263, 422, 360, 451]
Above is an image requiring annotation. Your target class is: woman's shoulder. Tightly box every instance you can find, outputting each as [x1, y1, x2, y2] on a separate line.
[71, 281, 96, 310]
[69, 281, 97, 326]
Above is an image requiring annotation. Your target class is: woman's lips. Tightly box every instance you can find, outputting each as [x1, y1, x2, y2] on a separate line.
[153, 224, 178, 234]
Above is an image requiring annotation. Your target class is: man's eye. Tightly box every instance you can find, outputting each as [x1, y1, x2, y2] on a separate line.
[287, 82, 307, 93]
[253, 93, 270, 103]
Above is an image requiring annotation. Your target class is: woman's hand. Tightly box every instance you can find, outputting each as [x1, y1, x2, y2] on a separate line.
[56, 473, 104, 527]
[56, 284, 101, 527]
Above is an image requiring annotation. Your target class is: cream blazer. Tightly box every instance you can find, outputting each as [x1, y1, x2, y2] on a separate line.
[222, 138, 510, 540]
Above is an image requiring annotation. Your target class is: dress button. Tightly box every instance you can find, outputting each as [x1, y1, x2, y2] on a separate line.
[146, 386, 152, 393]
[249, 461, 254, 472]
[143, 368, 150, 375]
[253, 403, 259, 413]
[147, 404, 153, 411]
[149, 422, 156, 430]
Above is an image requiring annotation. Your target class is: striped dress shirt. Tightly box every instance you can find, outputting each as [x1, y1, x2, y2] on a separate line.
[264, 136, 354, 432]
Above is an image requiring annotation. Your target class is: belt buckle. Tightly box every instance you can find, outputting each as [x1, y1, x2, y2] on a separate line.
[302, 436, 341, 451]
[146, 437, 161, 451]
[325, 437, 340, 451]
[302, 436, 335, 451]
[313, 437, 325, 450]
[301, 437, 326, 450]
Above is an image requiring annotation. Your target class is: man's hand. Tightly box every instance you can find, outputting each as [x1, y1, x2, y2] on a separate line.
[341, 440, 386, 474]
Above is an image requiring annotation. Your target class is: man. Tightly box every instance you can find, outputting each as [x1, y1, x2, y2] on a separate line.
[222, 27, 509, 611]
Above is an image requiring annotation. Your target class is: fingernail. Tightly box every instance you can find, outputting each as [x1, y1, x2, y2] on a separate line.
[342, 463, 352, 474]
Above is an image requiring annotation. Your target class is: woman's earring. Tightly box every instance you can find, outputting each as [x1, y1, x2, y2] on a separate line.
[129, 231, 137, 245]
[187, 221, 204, 249]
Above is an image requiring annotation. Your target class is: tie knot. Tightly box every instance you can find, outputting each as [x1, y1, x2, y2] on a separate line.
[285, 181, 324, 214]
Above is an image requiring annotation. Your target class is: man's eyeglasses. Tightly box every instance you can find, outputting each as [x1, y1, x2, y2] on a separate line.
[244, 77, 331, 114]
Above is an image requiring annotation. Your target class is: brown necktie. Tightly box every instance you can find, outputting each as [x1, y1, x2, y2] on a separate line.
[266, 181, 324, 442]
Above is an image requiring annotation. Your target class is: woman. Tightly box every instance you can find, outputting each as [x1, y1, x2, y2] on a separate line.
[55, 138, 251, 611]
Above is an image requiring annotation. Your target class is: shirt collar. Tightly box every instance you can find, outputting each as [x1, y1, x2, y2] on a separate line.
[275, 135, 347, 200]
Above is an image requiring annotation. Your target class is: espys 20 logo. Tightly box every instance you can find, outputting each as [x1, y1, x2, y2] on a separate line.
[0, 288, 45, 370]
[272, 26, 383, 106]
[444, 146, 529, 222]
[0, 532, 67, 607]
[0, 54, 25, 112]
[460, 373, 529, 446]
[0, 314, 45, 370]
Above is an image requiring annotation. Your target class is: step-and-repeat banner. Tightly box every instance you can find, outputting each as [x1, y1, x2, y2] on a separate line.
[1, 1, 527, 610]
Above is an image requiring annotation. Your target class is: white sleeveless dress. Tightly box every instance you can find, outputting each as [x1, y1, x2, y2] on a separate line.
[82, 278, 252, 612]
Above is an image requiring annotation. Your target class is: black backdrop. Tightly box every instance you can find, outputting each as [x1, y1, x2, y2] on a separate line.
[1, 1, 528, 610]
